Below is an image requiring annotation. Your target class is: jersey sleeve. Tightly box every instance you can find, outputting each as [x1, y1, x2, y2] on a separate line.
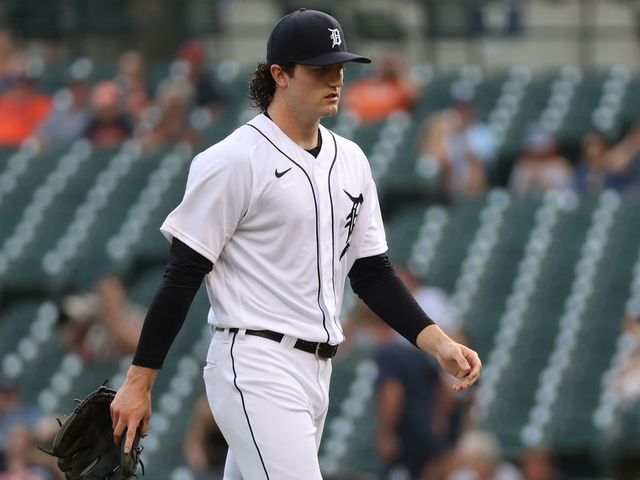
[160, 146, 253, 264]
[353, 149, 388, 259]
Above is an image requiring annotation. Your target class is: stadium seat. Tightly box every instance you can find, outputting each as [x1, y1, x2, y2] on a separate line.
[2, 65, 640, 477]
[548, 196, 640, 451]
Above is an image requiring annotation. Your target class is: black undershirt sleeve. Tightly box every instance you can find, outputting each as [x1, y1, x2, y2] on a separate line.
[132, 238, 213, 369]
[348, 254, 434, 346]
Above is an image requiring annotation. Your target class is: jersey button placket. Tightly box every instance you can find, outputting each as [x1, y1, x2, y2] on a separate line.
[312, 160, 338, 341]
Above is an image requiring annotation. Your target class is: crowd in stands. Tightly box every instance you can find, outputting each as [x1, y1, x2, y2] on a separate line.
[343, 55, 419, 125]
[414, 102, 640, 201]
[416, 99, 497, 199]
[2, 27, 640, 480]
[0, 29, 225, 154]
[340, 53, 640, 201]
[0, 26, 638, 200]
[58, 276, 144, 363]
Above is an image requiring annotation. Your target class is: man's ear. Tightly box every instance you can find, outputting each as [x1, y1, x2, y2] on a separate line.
[270, 64, 290, 88]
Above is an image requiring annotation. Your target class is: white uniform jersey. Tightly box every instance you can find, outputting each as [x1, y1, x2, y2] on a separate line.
[161, 113, 387, 345]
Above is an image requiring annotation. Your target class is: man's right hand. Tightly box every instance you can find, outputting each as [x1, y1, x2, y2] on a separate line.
[110, 365, 158, 454]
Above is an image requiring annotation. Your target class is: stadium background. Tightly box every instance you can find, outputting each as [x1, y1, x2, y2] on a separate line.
[0, 0, 640, 478]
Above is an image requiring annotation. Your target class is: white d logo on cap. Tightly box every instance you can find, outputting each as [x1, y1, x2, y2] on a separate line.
[328, 28, 341, 48]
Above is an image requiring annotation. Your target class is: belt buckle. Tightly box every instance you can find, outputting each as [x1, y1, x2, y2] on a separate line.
[316, 342, 338, 359]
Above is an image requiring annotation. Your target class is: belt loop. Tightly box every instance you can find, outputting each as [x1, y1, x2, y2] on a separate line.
[237, 328, 247, 338]
[280, 334, 297, 349]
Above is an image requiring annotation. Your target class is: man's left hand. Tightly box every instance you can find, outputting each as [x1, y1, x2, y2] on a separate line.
[435, 341, 482, 392]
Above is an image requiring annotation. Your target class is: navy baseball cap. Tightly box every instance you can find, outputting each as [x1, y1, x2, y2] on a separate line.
[267, 9, 371, 66]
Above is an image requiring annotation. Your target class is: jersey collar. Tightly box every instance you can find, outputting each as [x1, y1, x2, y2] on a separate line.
[247, 114, 334, 166]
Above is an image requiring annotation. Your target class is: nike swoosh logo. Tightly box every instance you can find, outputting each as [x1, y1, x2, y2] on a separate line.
[275, 167, 292, 178]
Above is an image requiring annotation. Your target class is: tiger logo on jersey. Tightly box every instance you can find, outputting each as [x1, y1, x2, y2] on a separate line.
[340, 189, 363, 260]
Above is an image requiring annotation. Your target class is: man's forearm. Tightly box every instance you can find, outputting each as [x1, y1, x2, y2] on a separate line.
[349, 254, 433, 346]
[124, 365, 159, 390]
[416, 324, 454, 356]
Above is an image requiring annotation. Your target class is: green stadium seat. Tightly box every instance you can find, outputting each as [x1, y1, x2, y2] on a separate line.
[482, 195, 600, 455]
[1, 65, 640, 477]
[2, 147, 115, 289]
[548, 197, 640, 451]
[0, 301, 41, 362]
[463, 195, 541, 358]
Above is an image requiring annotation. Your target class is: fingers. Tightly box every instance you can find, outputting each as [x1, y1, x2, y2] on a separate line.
[113, 421, 141, 454]
[452, 348, 482, 392]
[467, 351, 482, 378]
[124, 422, 139, 454]
[112, 414, 126, 447]
[455, 350, 471, 375]
[111, 403, 145, 453]
[140, 415, 150, 437]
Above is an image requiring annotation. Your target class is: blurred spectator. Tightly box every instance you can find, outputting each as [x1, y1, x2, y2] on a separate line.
[445, 430, 523, 480]
[31, 416, 64, 479]
[115, 50, 152, 121]
[139, 75, 200, 152]
[343, 55, 418, 124]
[344, 269, 473, 479]
[184, 395, 228, 480]
[0, 425, 53, 479]
[370, 267, 471, 480]
[574, 132, 612, 194]
[508, 124, 573, 197]
[59, 276, 144, 363]
[0, 377, 42, 458]
[520, 447, 567, 480]
[417, 108, 458, 195]
[604, 122, 640, 197]
[0, 60, 51, 147]
[396, 269, 474, 479]
[178, 39, 224, 118]
[0, 28, 21, 93]
[603, 311, 640, 480]
[36, 74, 90, 147]
[610, 313, 640, 404]
[373, 318, 445, 480]
[417, 100, 496, 199]
[84, 81, 133, 149]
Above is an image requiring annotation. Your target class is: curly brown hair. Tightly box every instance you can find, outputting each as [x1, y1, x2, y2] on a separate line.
[248, 62, 295, 112]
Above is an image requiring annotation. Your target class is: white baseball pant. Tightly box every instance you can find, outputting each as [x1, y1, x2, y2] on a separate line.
[204, 328, 332, 479]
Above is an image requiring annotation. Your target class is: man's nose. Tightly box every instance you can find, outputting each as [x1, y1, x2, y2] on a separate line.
[329, 71, 343, 87]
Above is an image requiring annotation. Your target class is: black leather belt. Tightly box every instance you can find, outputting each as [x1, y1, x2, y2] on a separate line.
[215, 327, 338, 359]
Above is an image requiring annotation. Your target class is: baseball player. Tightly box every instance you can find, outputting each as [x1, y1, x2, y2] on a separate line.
[110, 8, 481, 479]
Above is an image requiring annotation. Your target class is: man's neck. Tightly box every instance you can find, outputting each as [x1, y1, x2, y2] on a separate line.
[266, 103, 320, 150]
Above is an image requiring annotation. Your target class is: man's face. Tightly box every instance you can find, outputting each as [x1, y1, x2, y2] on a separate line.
[284, 63, 345, 120]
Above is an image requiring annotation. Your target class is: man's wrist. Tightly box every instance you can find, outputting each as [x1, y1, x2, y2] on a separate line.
[416, 324, 454, 356]
[125, 365, 158, 389]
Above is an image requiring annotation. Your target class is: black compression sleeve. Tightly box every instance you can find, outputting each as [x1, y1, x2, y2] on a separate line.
[348, 254, 434, 346]
[132, 238, 213, 369]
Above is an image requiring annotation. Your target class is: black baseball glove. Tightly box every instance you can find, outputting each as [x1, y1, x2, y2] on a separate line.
[43, 384, 144, 480]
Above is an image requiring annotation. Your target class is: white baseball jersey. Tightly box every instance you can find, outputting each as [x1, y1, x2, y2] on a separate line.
[161, 113, 387, 345]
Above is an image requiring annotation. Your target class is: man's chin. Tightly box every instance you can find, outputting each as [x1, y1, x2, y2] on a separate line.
[320, 105, 339, 118]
